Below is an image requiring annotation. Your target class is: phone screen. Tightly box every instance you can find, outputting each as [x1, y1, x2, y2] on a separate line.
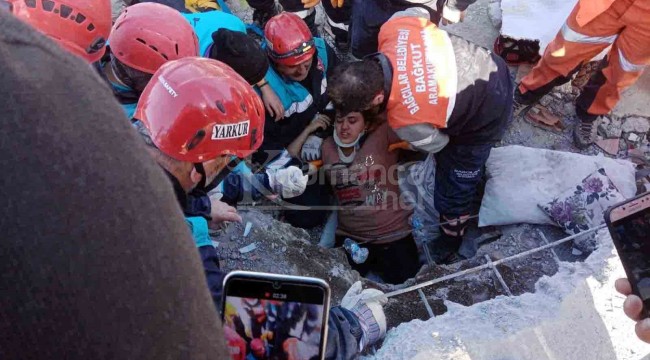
[223, 278, 328, 360]
[611, 208, 650, 309]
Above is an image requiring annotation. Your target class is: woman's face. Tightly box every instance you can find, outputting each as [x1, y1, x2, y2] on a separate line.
[335, 112, 366, 144]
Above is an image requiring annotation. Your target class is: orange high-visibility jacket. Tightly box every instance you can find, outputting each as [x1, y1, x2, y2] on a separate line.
[575, 0, 616, 26]
[377, 16, 457, 130]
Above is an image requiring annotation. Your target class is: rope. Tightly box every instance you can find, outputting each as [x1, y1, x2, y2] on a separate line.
[367, 224, 606, 302]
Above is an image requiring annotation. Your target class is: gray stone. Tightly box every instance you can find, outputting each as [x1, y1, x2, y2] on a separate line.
[628, 133, 640, 142]
[540, 95, 554, 107]
[622, 116, 650, 134]
[598, 119, 623, 139]
[564, 103, 577, 117]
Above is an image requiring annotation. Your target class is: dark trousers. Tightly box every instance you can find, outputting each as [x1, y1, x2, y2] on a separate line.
[246, 0, 303, 11]
[349, 0, 406, 58]
[321, 0, 353, 43]
[433, 142, 495, 218]
[283, 181, 331, 229]
[336, 234, 421, 284]
[348, 0, 442, 58]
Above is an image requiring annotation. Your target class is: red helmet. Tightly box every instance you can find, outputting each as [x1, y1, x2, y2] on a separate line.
[7, 0, 110, 63]
[135, 58, 265, 162]
[109, 3, 198, 75]
[264, 12, 315, 66]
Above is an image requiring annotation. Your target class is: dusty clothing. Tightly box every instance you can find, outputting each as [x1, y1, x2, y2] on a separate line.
[377, 12, 512, 147]
[344, 0, 477, 58]
[322, 123, 413, 244]
[518, 0, 650, 122]
[0, 11, 228, 359]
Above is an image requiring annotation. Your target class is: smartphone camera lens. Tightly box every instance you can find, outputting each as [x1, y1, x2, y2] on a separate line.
[272, 281, 281, 290]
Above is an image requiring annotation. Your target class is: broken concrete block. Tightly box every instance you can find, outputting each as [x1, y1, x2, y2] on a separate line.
[628, 148, 649, 165]
[597, 119, 622, 139]
[539, 95, 554, 107]
[621, 116, 650, 134]
[563, 103, 577, 117]
[628, 133, 640, 142]
[595, 138, 620, 156]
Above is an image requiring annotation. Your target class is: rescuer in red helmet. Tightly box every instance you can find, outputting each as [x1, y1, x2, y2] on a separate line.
[256, 12, 339, 230]
[133, 56, 309, 245]
[94, 2, 199, 119]
[5, 0, 111, 62]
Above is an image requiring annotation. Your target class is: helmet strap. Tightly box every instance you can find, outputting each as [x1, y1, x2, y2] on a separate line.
[194, 163, 207, 191]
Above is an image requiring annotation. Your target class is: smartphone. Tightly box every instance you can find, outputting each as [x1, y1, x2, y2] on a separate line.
[221, 271, 331, 360]
[605, 191, 650, 318]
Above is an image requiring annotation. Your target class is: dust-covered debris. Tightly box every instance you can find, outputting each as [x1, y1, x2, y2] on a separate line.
[212, 210, 360, 302]
[367, 231, 648, 360]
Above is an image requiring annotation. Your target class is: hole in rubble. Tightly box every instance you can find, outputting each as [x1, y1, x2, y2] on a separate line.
[209, 207, 595, 332]
[368, 224, 595, 331]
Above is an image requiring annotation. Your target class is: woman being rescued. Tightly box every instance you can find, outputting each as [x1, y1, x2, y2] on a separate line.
[288, 62, 421, 284]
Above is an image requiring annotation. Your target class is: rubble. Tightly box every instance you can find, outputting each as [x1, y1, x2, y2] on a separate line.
[212, 210, 360, 302]
[595, 138, 620, 156]
[368, 231, 647, 360]
[621, 116, 650, 134]
[219, 2, 650, 357]
[597, 117, 623, 139]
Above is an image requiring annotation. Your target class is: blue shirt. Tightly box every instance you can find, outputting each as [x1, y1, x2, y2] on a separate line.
[260, 37, 330, 120]
[182, 11, 247, 57]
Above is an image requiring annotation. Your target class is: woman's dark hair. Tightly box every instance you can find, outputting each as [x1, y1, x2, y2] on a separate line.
[327, 59, 384, 116]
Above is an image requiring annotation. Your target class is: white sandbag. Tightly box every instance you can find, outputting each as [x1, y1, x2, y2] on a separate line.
[501, 0, 577, 52]
[479, 145, 636, 227]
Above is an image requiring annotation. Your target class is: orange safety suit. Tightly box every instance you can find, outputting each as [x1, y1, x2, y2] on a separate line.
[377, 15, 458, 131]
[518, 0, 650, 122]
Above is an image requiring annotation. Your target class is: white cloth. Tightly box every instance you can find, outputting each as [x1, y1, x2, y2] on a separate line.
[500, 0, 578, 52]
[479, 145, 637, 227]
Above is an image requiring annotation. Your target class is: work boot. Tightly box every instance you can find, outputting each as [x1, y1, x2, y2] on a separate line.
[513, 87, 533, 117]
[573, 117, 599, 149]
[252, 4, 279, 29]
[429, 231, 464, 264]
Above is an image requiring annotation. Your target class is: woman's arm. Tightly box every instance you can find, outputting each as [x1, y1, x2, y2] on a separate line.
[287, 114, 331, 158]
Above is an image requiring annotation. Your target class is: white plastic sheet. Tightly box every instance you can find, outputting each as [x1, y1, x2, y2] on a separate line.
[500, 0, 577, 52]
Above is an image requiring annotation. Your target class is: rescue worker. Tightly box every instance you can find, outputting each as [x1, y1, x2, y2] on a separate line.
[245, 0, 352, 51]
[246, 0, 319, 35]
[515, 0, 650, 149]
[328, 0, 477, 58]
[1, 9, 387, 358]
[182, 9, 284, 121]
[256, 12, 339, 229]
[134, 57, 387, 359]
[97, 2, 199, 119]
[1, 5, 235, 358]
[327, 8, 513, 264]
[5, 0, 111, 63]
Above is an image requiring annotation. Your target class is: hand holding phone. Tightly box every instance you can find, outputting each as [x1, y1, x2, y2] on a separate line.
[222, 271, 330, 360]
[606, 192, 650, 319]
[615, 278, 650, 343]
